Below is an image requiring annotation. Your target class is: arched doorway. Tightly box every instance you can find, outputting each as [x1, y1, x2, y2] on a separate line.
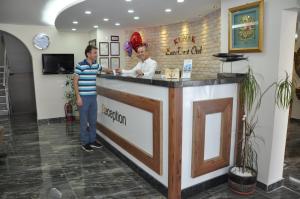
[0, 30, 36, 116]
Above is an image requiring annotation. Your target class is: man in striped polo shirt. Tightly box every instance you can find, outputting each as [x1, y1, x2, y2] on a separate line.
[74, 45, 112, 152]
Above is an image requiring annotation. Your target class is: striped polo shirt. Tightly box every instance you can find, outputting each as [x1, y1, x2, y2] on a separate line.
[74, 59, 102, 96]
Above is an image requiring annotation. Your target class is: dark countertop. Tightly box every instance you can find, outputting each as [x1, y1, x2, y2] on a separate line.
[97, 73, 245, 88]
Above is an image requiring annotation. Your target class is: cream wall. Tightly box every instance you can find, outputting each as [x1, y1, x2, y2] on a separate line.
[291, 26, 300, 120]
[88, 28, 126, 68]
[124, 10, 221, 76]
[0, 23, 89, 120]
[221, 0, 299, 186]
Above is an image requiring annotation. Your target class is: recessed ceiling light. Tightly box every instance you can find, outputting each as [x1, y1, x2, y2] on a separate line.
[128, 9, 134, 13]
[103, 18, 109, 21]
[125, 0, 132, 2]
[72, 28, 77, 31]
[93, 25, 99, 28]
[72, 21, 78, 24]
[177, 0, 184, 3]
[115, 22, 120, 26]
[84, 10, 92, 15]
[165, 8, 172, 13]
[134, 16, 140, 20]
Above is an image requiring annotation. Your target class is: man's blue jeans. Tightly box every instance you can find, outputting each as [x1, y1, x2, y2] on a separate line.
[79, 95, 97, 145]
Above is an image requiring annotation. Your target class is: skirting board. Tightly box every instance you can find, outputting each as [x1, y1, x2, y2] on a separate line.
[37, 117, 66, 125]
[96, 134, 229, 198]
[256, 179, 284, 192]
[181, 174, 228, 198]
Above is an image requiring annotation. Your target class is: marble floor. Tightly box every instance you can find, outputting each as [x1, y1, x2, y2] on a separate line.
[0, 115, 299, 199]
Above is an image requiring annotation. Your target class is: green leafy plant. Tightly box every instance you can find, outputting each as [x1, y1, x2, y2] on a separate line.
[65, 75, 77, 113]
[237, 66, 295, 174]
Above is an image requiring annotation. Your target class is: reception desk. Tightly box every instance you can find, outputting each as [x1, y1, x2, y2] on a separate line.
[96, 73, 244, 199]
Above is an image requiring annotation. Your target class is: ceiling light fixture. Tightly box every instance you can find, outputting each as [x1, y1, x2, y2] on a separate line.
[115, 22, 120, 26]
[133, 16, 140, 20]
[128, 9, 134, 13]
[93, 25, 99, 28]
[72, 28, 77, 31]
[42, 0, 86, 25]
[72, 21, 78, 24]
[125, 0, 132, 2]
[165, 8, 172, 13]
[103, 18, 109, 21]
[85, 10, 92, 14]
[177, 0, 184, 3]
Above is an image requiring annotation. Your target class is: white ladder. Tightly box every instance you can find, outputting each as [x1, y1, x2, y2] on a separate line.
[0, 48, 10, 115]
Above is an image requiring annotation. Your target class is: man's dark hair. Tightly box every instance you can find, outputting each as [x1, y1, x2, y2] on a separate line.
[85, 45, 98, 57]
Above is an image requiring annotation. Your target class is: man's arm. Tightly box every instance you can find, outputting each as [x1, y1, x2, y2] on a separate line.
[73, 74, 83, 107]
[102, 67, 113, 73]
[98, 64, 112, 74]
[121, 63, 140, 74]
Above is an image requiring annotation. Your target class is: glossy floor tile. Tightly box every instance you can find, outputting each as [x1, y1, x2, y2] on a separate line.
[0, 115, 299, 199]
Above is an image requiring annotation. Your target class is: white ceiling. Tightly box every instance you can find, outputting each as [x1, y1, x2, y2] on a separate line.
[55, 0, 221, 32]
[0, 0, 49, 25]
[0, 0, 221, 31]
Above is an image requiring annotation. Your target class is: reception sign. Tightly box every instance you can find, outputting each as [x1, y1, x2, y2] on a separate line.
[96, 86, 163, 175]
[98, 95, 153, 155]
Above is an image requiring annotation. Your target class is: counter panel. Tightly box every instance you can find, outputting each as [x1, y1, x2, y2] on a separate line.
[96, 78, 169, 186]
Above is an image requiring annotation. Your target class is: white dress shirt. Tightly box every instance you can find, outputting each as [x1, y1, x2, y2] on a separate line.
[122, 57, 157, 77]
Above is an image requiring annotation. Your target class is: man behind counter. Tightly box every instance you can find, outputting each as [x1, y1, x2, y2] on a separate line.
[116, 43, 157, 77]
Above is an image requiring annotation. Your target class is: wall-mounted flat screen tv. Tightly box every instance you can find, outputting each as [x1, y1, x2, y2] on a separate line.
[42, 54, 74, 74]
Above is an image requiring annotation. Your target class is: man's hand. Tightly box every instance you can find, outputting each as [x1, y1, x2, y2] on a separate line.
[76, 96, 83, 107]
[102, 68, 113, 74]
[136, 69, 144, 76]
[115, 68, 122, 73]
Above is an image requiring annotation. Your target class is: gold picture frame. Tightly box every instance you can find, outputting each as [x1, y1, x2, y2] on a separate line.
[228, 0, 264, 53]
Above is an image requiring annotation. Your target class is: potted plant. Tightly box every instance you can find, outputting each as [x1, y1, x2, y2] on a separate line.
[65, 75, 78, 121]
[228, 66, 294, 195]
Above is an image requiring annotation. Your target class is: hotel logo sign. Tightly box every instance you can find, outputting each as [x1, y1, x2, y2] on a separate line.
[102, 104, 127, 126]
[165, 34, 203, 56]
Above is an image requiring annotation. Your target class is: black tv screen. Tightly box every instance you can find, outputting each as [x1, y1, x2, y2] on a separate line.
[42, 54, 74, 74]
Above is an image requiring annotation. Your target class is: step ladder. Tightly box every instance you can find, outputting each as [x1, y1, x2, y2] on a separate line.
[0, 47, 10, 115]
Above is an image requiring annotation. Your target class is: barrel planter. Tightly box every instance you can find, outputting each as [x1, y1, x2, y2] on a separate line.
[228, 166, 257, 195]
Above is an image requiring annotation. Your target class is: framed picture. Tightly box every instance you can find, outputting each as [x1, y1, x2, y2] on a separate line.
[110, 42, 120, 56]
[228, 0, 264, 53]
[99, 57, 109, 68]
[111, 35, 119, 41]
[110, 57, 120, 69]
[99, 42, 109, 56]
[89, 39, 96, 47]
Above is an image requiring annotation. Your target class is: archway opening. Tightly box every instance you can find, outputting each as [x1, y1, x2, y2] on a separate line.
[0, 30, 37, 116]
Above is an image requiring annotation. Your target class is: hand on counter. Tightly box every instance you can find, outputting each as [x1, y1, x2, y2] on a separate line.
[115, 68, 122, 74]
[135, 69, 144, 76]
[102, 68, 113, 74]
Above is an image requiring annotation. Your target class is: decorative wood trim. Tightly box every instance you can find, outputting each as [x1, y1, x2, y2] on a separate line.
[96, 86, 163, 175]
[235, 85, 244, 165]
[192, 98, 233, 177]
[168, 88, 183, 199]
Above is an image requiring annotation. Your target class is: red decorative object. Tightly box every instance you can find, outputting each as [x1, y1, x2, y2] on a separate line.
[64, 102, 74, 122]
[130, 32, 143, 52]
